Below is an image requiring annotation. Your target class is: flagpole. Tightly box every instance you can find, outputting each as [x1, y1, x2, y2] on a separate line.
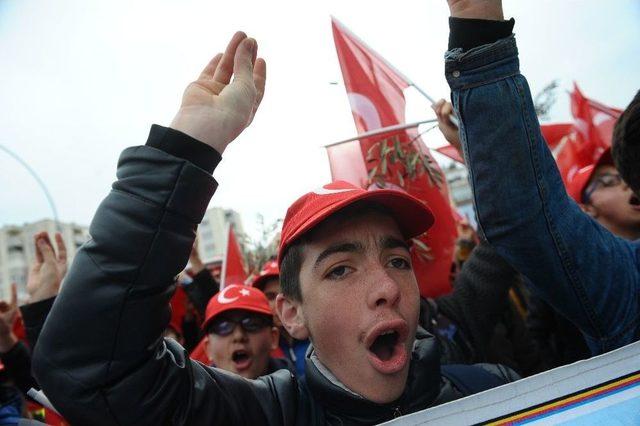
[325, 119, 437, 148]
[331, 16, 438, 106]
[219, 223, 231, 290]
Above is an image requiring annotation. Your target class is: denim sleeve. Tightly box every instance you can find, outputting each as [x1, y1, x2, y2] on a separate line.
[445, 35, 640, 354]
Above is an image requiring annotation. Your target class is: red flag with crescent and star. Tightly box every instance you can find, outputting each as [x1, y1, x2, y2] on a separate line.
[220, 226, 248, 289]
[328, 17, 457, 297]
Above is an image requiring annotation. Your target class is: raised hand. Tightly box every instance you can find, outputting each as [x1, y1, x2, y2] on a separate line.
[189, 239, 205, 275]
[447, 0, 503, 20]
[0, 283, 18, 352]
[170, 31, 267, 154]
[26, 232, 68, 304]
[432, 99, 463, 160]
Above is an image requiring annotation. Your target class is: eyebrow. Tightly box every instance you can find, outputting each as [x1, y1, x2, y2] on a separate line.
[380, 236, 410, 252]
[313, 242, 364, 271]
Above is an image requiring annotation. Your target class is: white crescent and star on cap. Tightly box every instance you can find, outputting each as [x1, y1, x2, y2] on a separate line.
[217, 286, 252, 304]
[312, 185, 357, 196]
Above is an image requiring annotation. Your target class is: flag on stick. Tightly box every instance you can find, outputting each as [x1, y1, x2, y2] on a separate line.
[329, 18, 457, 297]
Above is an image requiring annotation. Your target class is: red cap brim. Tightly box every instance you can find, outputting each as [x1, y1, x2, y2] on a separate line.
[278, 188, 434, 263]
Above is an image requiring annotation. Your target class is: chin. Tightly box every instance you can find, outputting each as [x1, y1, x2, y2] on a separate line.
[358, 366, 409, 404]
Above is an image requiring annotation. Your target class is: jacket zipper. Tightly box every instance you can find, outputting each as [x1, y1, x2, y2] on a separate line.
[392, 407, 403, 418]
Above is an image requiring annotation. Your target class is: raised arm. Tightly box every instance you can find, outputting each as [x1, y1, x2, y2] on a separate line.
[32, 32, 274, 425]
[444, 0, 640, 354]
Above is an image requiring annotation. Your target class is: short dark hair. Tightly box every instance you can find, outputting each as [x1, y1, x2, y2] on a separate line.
[279, 201, 395, 302]
[612, 90, 640, 194]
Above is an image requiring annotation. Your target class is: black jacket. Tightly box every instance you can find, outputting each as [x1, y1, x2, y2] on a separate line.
[32, 126, 518, 425]
[423, 243, 545, 376]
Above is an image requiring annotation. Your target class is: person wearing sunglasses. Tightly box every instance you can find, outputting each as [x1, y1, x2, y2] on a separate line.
[568, 149, 640, 242]
[201, 285, 292, 379]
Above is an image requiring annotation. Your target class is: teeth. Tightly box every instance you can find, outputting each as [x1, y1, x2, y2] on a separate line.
[381, 330, 394, 336]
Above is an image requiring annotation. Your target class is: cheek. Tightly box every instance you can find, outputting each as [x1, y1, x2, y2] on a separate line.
[305, 293, 362, 352]
[206, 338, 228, 363]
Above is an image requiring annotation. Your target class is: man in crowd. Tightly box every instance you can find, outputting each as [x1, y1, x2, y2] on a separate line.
[252, 261, 309, 378]
[201, 284, 289, 379]
[612, 90, 640, 197]
[33, 25, 523, 425]
[443, 0, 640, 355]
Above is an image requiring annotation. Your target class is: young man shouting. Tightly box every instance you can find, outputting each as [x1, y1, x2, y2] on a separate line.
[202, 284, 289, 379]
[32, 29, 518, 425]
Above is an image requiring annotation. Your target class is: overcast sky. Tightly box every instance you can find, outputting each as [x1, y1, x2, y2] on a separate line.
[1, 0, 639, 240]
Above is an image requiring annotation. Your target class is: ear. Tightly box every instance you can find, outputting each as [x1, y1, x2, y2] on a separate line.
[276, 294, 309, 340]
[579, 202, 598, 219]
[203, 335, 214, 363]
[269, 326, 280, 351]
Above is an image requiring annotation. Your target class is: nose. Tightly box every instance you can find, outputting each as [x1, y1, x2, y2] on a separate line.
[366, 264, 401, 309]
[231, 323, 249, 343]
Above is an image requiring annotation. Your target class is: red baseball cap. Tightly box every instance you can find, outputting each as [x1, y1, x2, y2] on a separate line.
[277, 180, 435, 263]
[251, 260, 280, 290]
[566, 148, 613, 202]
[202, 285, 273, 331]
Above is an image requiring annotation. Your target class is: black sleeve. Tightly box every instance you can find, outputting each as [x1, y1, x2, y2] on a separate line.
[20, 297, 56, 351]
[448, 17, 515, 51]
[182, 269, 220, 317]
[32, 129, 291, 425]
[0, 340, 36, 395]
[145, 125, 221, 174]
[436, 241, 517, 359]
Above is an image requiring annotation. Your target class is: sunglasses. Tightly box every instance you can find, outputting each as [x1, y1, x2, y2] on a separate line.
[583, 173, 624, 202]
[208, 314, 272, 337]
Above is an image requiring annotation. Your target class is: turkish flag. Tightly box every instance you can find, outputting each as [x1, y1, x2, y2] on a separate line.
[221, 226, 247, 289]
[550, 85, 622, 186]
[571, 83, 622, 160]
[329, 18, 456, 297]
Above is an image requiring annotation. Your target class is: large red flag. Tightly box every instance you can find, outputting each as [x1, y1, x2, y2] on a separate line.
[220, 226, 248, 289]
[329, 18, 457, 298]
[551, 85, 622, 186]
[571, 83, 622, 159]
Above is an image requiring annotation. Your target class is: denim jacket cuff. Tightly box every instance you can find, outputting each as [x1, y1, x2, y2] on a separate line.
[445, 35, 519, 90]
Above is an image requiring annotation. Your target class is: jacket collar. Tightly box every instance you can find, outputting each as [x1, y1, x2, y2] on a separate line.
[304, 328, 441, 423]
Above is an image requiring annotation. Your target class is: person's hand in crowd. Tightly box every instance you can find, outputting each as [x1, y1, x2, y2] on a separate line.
[0, 283, 19, 353]
[189, 239, 205, 275]
[447, 0, 504, 20]
[26, 232, 68, 304]
[170, 31, 266, 154]
[432, 99, 463, 160]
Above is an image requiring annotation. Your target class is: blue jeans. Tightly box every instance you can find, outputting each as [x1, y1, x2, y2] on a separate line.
[445, 35, 640, 355]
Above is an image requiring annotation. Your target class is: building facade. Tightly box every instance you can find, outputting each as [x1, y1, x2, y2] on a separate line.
[0, 219, 89, 301]
[197, 207, 245, 263]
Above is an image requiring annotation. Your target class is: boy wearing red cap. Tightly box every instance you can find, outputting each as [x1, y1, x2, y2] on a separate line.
[202, 285, 289, 379]
[34, 27, 518, 425]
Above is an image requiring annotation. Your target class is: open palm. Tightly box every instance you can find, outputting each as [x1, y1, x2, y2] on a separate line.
[171, 32, 266, 154]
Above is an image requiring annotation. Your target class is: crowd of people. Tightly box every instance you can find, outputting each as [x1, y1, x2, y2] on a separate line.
[0, 0, 638, 424]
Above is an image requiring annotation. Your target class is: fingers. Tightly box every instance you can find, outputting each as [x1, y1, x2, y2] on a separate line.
[9, 283, 17, 308]
[33, 232, 48, 263]
[212, 31, 247, 84]
[55, 232, 68, 264]
[38, 237, 56, 262]
[232, 37, 258, 88]
[253, 57, 267, 111]
[198, 53, 223, 80]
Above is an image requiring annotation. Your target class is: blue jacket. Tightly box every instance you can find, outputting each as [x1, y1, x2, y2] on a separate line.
[445, 35, 640, 355]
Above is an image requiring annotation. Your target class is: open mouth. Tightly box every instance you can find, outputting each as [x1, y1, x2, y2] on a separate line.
[370, 330, 399, 361]
[630, 194, 640, 207]
[231, 350, 252, 370]
[365, 320, 409, 374]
